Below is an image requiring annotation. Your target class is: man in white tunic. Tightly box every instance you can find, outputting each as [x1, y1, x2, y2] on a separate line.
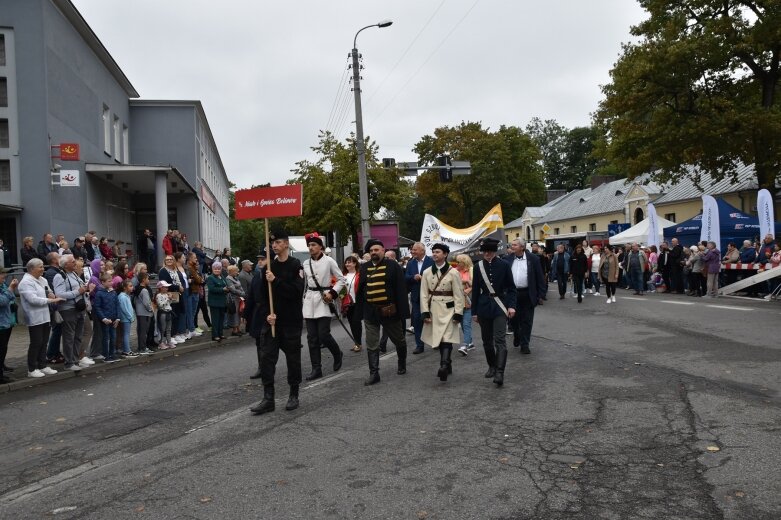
[421, 243, 464, 382]
[302, 233, 346, 381]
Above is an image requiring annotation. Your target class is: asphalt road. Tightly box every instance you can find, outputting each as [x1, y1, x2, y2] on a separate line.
[0, 289, 779, 519]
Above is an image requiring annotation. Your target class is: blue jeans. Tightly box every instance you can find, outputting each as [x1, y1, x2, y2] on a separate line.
[590, 272, 601, 293]
[101, 323, 116, 359]
[187, 291, 199, 332]
[462, 308, 473, 345]
[629, 268, 643, 293]
[120, 321, 132, 353]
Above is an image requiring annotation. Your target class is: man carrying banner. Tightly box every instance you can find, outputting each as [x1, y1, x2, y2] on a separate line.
[245, 230, 304, 415]
[420, 243, 464, 381]
[355, 238, 410, 385]
[471, 238, 516, 386]
[302, 232, 345, 381]
[405, 242, 433, 354]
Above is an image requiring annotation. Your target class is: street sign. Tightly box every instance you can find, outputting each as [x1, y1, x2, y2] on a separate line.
[234, 184, 303, 220]
[452, 160, 471, 176]
[397, 162, 418, 176]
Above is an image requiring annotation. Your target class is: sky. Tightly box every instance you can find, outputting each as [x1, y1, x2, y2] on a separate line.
[72, 0, 647, 190]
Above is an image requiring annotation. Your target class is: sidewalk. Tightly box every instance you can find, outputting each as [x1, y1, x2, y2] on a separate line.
[1, 323, 244, 394]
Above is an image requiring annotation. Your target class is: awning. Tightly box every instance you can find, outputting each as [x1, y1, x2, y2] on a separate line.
[85, 163, 196, 195]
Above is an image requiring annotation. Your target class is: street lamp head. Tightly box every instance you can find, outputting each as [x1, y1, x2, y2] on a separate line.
[377, 20, 393, 28]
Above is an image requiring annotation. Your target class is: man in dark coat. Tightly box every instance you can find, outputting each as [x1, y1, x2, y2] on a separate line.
[505, 238, 546, 355]
[404, 242, 433, 354]
[244, 230, 305, 415]
[471, 238, 517, 386]
[669, 238, 684, 293]
[355, 238, 410, 385]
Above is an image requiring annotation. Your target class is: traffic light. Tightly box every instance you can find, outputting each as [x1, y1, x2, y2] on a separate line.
[437, 155, 452, 182]
[382, 158, 396, 169]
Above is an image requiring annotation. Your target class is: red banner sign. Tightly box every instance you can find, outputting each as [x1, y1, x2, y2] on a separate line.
[234, 184, 303, 220]
[59, 143, 80, 161]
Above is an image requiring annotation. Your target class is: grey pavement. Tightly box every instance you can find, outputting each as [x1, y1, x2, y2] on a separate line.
[0, 288, 779, 519]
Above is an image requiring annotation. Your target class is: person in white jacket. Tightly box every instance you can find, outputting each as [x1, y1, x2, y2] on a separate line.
[19, 258, 64, 378]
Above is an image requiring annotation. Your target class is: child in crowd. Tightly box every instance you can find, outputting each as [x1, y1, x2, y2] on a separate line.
[134, 273, 155, 354]
[94, 273, 119, 363]
[647, 271, 664, 293]
[117, 279, 137, 357]
[155, 280, 174, 349]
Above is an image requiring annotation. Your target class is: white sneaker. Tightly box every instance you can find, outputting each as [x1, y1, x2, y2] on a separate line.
[192, 330, 203, 336]
[78, 360, 92, 368]
[594, 292, 601, 296]
[170, 337, 181, 344]
[41, 367, 58, 375]
[28, 369, 45, 378]
[186, 331, 193, 339]
[606, 298, 611, 304]
[458, 346, 468, 357]
[67, 365, 82, 371]
[93, 355, 105, 361]
[194, 327, 204, 334]
[79, 357, 95, 366]
[611, 296, 616, 303]
[176, 334, 186, 342]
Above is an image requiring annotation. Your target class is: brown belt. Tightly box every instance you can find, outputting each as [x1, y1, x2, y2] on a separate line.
[430, 290, 454, 296]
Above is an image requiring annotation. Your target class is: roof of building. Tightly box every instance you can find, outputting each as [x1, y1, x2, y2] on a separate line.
[55, 0, 138, 98]
[504, 216, 525, 229]
[524, 206, 552, 218]
[540, 165, 763, 224]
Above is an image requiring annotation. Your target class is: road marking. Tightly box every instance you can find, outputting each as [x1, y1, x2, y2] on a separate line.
[706, 304, 753, 312]
[622, 297, 644, 300]
[304, 370, 350, 389]
[659, 300, 695, 305]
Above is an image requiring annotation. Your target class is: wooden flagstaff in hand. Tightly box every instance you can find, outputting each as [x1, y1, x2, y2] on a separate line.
[234, 184, 304, 340]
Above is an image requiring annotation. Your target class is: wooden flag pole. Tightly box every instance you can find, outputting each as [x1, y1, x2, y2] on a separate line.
[265, 217, 276, 338]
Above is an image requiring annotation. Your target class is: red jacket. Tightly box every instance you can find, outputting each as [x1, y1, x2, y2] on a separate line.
[162, 235, 173, 255]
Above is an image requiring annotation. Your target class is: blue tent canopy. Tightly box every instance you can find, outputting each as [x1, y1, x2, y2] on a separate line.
[663, 198, 781, 251]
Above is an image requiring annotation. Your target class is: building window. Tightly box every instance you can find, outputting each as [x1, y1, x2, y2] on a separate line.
[113, 115, 120, 160]
[554, 228, 559, 235]
[570, 225, 577, 233]
[0, 119, 8, 148]
[664, 213, 676, 223]
[0, 160, 10, 191]
[589, 223, 596, 231]
[0, 35, 5, 67]
[102, 105, 110, 155]
[122, 125, 129, 163]
[610, 220, 618, 225]
[0, 78, 7, 107]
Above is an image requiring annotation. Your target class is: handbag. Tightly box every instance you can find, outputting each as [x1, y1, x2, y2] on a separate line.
[379, 303, 397, 318]
[54, 310, 64, 324]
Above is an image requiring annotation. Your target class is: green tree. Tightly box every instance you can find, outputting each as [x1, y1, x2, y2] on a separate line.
[596, 0, 781, 190]
[525, 118, 569, 189]
[563, 126, 604, 190]
[289, 131, 414, 249]
[413, 122, 545, 226]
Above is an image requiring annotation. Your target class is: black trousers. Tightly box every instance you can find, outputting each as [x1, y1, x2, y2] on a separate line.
[195, 295, 212, 328]
[259, 324, 303, 387]
[604, 281, 617, 298]
[510, 289, 534, 348]
[28, 323, 51, 372]
[671, 267, 684, 293]
[0, 327, 11, 369]
[345, 305, 362, 345]
[556, 272, 567, 296]
[306, 317, 340, 366]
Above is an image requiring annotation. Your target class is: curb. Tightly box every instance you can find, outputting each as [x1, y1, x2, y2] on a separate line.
[0, 335, 246, 395]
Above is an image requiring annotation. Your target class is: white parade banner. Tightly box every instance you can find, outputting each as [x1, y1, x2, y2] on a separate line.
[420, 204, 504, 255]
[646, 203, 660, 247]
[700, 195, 720, 246]
[757, 189, 775, 240]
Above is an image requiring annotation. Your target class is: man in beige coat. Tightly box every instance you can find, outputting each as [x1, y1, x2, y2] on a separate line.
[421, 243, 464, 381]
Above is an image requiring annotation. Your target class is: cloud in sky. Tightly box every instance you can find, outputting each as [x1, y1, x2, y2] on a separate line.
[72, 0, 646, 188]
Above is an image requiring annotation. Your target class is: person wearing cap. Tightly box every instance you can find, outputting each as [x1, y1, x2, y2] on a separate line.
[420, 243, 464, 381]
[355, 238, 410, 385]
[301, 232, 345, 381]
[471, 238, 517, 386]
[246, 229, 305, 414]
[255, 251, 267, 274]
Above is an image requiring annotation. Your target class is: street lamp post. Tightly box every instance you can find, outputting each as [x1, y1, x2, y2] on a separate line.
[352, 20, 392, 247]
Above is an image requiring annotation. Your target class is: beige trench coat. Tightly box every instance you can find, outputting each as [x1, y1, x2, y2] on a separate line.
[420, 265, 465, 347]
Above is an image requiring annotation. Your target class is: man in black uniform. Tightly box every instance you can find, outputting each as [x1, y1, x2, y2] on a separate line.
[245, 230, 304, 415]
[471, 238, 517, 386]
[355, 238, 409, 385]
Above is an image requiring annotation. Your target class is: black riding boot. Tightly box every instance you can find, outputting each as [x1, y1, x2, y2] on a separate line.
[285, 385, 299, 411]
[397, 341, 407, 375]
[306, 347, 323, 381]
[250, 385, 275, 414]
[437, 343, 452, 381]
[251, 341, 262, 379]
[324, 336, 343, 371]
[364, 349, 381, 386]
[484, 344, 497, 378]
[493, 349, 508, 386]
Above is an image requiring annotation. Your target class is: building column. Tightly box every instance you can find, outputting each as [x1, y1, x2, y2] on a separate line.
[155, 171, 168, 270]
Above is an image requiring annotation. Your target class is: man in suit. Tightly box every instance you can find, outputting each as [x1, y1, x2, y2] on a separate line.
[669, 237, 684, 293]
[405, 242, 434, 354]
[471, 238, 517, 386]
[505, 238, 545, 354]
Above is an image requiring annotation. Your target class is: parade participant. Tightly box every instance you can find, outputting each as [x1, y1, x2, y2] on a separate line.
[471, 238, 516, 386]
[404, 242, 433, 354]
[246, 230, 305, 414]
[301, 232, 345, 381]
[506, 238, 545, 355]
[420, 243, 464, 381]
[355, 238, 410, 385]
[552, 244, 570, 299]
[599, 246, 620, 303]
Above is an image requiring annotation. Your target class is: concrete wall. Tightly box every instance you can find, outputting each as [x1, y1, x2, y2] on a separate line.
[129, 105, 196, 185]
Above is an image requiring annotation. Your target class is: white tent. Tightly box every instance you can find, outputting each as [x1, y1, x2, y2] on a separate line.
[608, 216, 676, 246]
